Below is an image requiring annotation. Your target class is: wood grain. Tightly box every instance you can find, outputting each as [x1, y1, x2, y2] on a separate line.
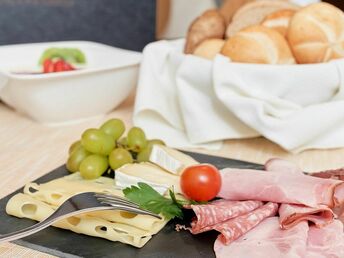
[0, 93, 344, 257]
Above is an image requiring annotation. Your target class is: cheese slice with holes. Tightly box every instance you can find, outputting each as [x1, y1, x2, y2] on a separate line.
[115, 162, 181, 194]
[149, 145, 199, 175]
[5, 173, 168, 248]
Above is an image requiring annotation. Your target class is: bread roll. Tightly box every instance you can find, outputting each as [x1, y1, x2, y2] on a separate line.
[288, 3, 344, 64]
[261, 9, 295, 37]
[221, 25, 295, 64]
[193, 39, 225, 60]
[184, 10, 226, 54]
[219, 0, 255, 25]
[226, 0, 299, 38]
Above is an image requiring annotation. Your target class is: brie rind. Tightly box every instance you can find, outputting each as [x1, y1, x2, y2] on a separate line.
[115, 163, 181, 194]
[149, 145, 198, 175]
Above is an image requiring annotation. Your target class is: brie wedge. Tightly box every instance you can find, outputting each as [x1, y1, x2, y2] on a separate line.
[115, 163, 181, 195]
[149, 145, 199, 175]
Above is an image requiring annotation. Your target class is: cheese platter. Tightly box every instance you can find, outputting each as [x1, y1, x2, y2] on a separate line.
[0, 151, 262, 258]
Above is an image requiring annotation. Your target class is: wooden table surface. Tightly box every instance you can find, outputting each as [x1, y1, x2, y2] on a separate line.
[1, 94, 344, 257]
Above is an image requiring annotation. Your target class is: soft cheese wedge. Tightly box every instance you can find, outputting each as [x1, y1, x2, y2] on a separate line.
[149, 145, 199, 175]
[115, 162, 181, 194]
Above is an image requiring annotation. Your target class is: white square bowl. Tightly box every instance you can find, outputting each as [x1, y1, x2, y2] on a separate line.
[0, 41, 141, 125]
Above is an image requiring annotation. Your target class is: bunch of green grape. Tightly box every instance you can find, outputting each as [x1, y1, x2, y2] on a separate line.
[66, 118, 165, 179]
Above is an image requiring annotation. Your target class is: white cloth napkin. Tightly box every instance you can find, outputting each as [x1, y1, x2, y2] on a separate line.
[134, 39, 344, 152]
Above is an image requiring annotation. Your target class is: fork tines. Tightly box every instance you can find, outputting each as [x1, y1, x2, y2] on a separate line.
[94, 193, 162, 219]
[94, 193, 140, 208]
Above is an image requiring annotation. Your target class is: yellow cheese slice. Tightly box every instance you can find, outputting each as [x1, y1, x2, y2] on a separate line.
[6, 173, 169, 248]
[6, 193, 159, 247]
[23, 173, 122, 207]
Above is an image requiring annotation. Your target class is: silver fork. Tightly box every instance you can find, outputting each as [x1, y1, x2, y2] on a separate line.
[0, 192, 161, 243]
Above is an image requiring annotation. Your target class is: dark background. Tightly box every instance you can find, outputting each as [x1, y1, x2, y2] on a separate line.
[324, 1, 344, 9]
[0, 0, 156, 51]
[0, 0, 342, 52]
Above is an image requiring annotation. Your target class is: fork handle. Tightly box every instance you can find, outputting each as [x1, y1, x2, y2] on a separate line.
[0, 219, 53, 243]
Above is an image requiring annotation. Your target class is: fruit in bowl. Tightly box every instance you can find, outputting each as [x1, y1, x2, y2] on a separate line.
[40, 47, 86, 73]
[0, 41, 141, 124]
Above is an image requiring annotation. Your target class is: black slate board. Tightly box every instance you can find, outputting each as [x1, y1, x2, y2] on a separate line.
[0, 152, 263, 258]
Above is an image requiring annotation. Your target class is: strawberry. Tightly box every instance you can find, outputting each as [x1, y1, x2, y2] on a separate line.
[43, 59, 54, 73]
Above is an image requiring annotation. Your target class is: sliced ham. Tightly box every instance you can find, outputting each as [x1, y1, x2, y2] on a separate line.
[214, 217, 309, 258]
[218, 168, 344, 208]
[214, 217, 344, 258]
[279, 203, 334, 229]
[306, 220, 344, 258]
[184, 199, 263, 234]
[265, 158, 344, 181]
[179, 158, 344, 258]
[214, 202, 278, 245]
[264, 158, 303, 175]
[333, 205, 344, 223]
[262, 159, 337, 228]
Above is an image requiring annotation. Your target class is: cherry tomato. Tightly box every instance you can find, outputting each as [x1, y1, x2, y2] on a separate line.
[180, 164, 221, 202]
[43, 59, 54, 73]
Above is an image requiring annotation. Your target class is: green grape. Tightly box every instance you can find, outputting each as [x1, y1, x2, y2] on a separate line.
[100, 119, 125, 141]
[79, 154, 108, 180]
[109, 148, 133, 170]
[136, 145, 152, 163]
[148, 139, 166, 146]
[66, 146, 90, 173]
[117, 137, 128, 148]
[81, 128, 115, 155]
[127, 127, 147, 152]
[68, 140, 81, 155]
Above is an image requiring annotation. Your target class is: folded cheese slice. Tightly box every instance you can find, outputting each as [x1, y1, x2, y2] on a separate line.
[23, 173, 122, 207]
[6, 173, 168, 248]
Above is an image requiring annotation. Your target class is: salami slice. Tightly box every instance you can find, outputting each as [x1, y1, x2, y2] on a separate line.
[185, 199, 263, 234]
[279, 203, 334, 229]
[215, 202, 278, 245]
[310, 168, 344, 181]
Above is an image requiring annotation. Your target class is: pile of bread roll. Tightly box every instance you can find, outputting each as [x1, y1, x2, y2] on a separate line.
[184, 1, 344, 64]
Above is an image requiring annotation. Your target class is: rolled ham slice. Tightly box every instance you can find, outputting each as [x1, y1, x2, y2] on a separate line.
[184, 199, 263, 234]
[279, 203, 334, 229]
[266, 158, 344, 181]
[265, 158, 303, 175]
[263, 159, 337, 228]
[218, 168, 344, 208]
[214, 217, 309, 258]
[333, 205, 344, 223]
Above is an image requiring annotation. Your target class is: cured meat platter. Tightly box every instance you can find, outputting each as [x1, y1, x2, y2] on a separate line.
[0, 151, 263, 258]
